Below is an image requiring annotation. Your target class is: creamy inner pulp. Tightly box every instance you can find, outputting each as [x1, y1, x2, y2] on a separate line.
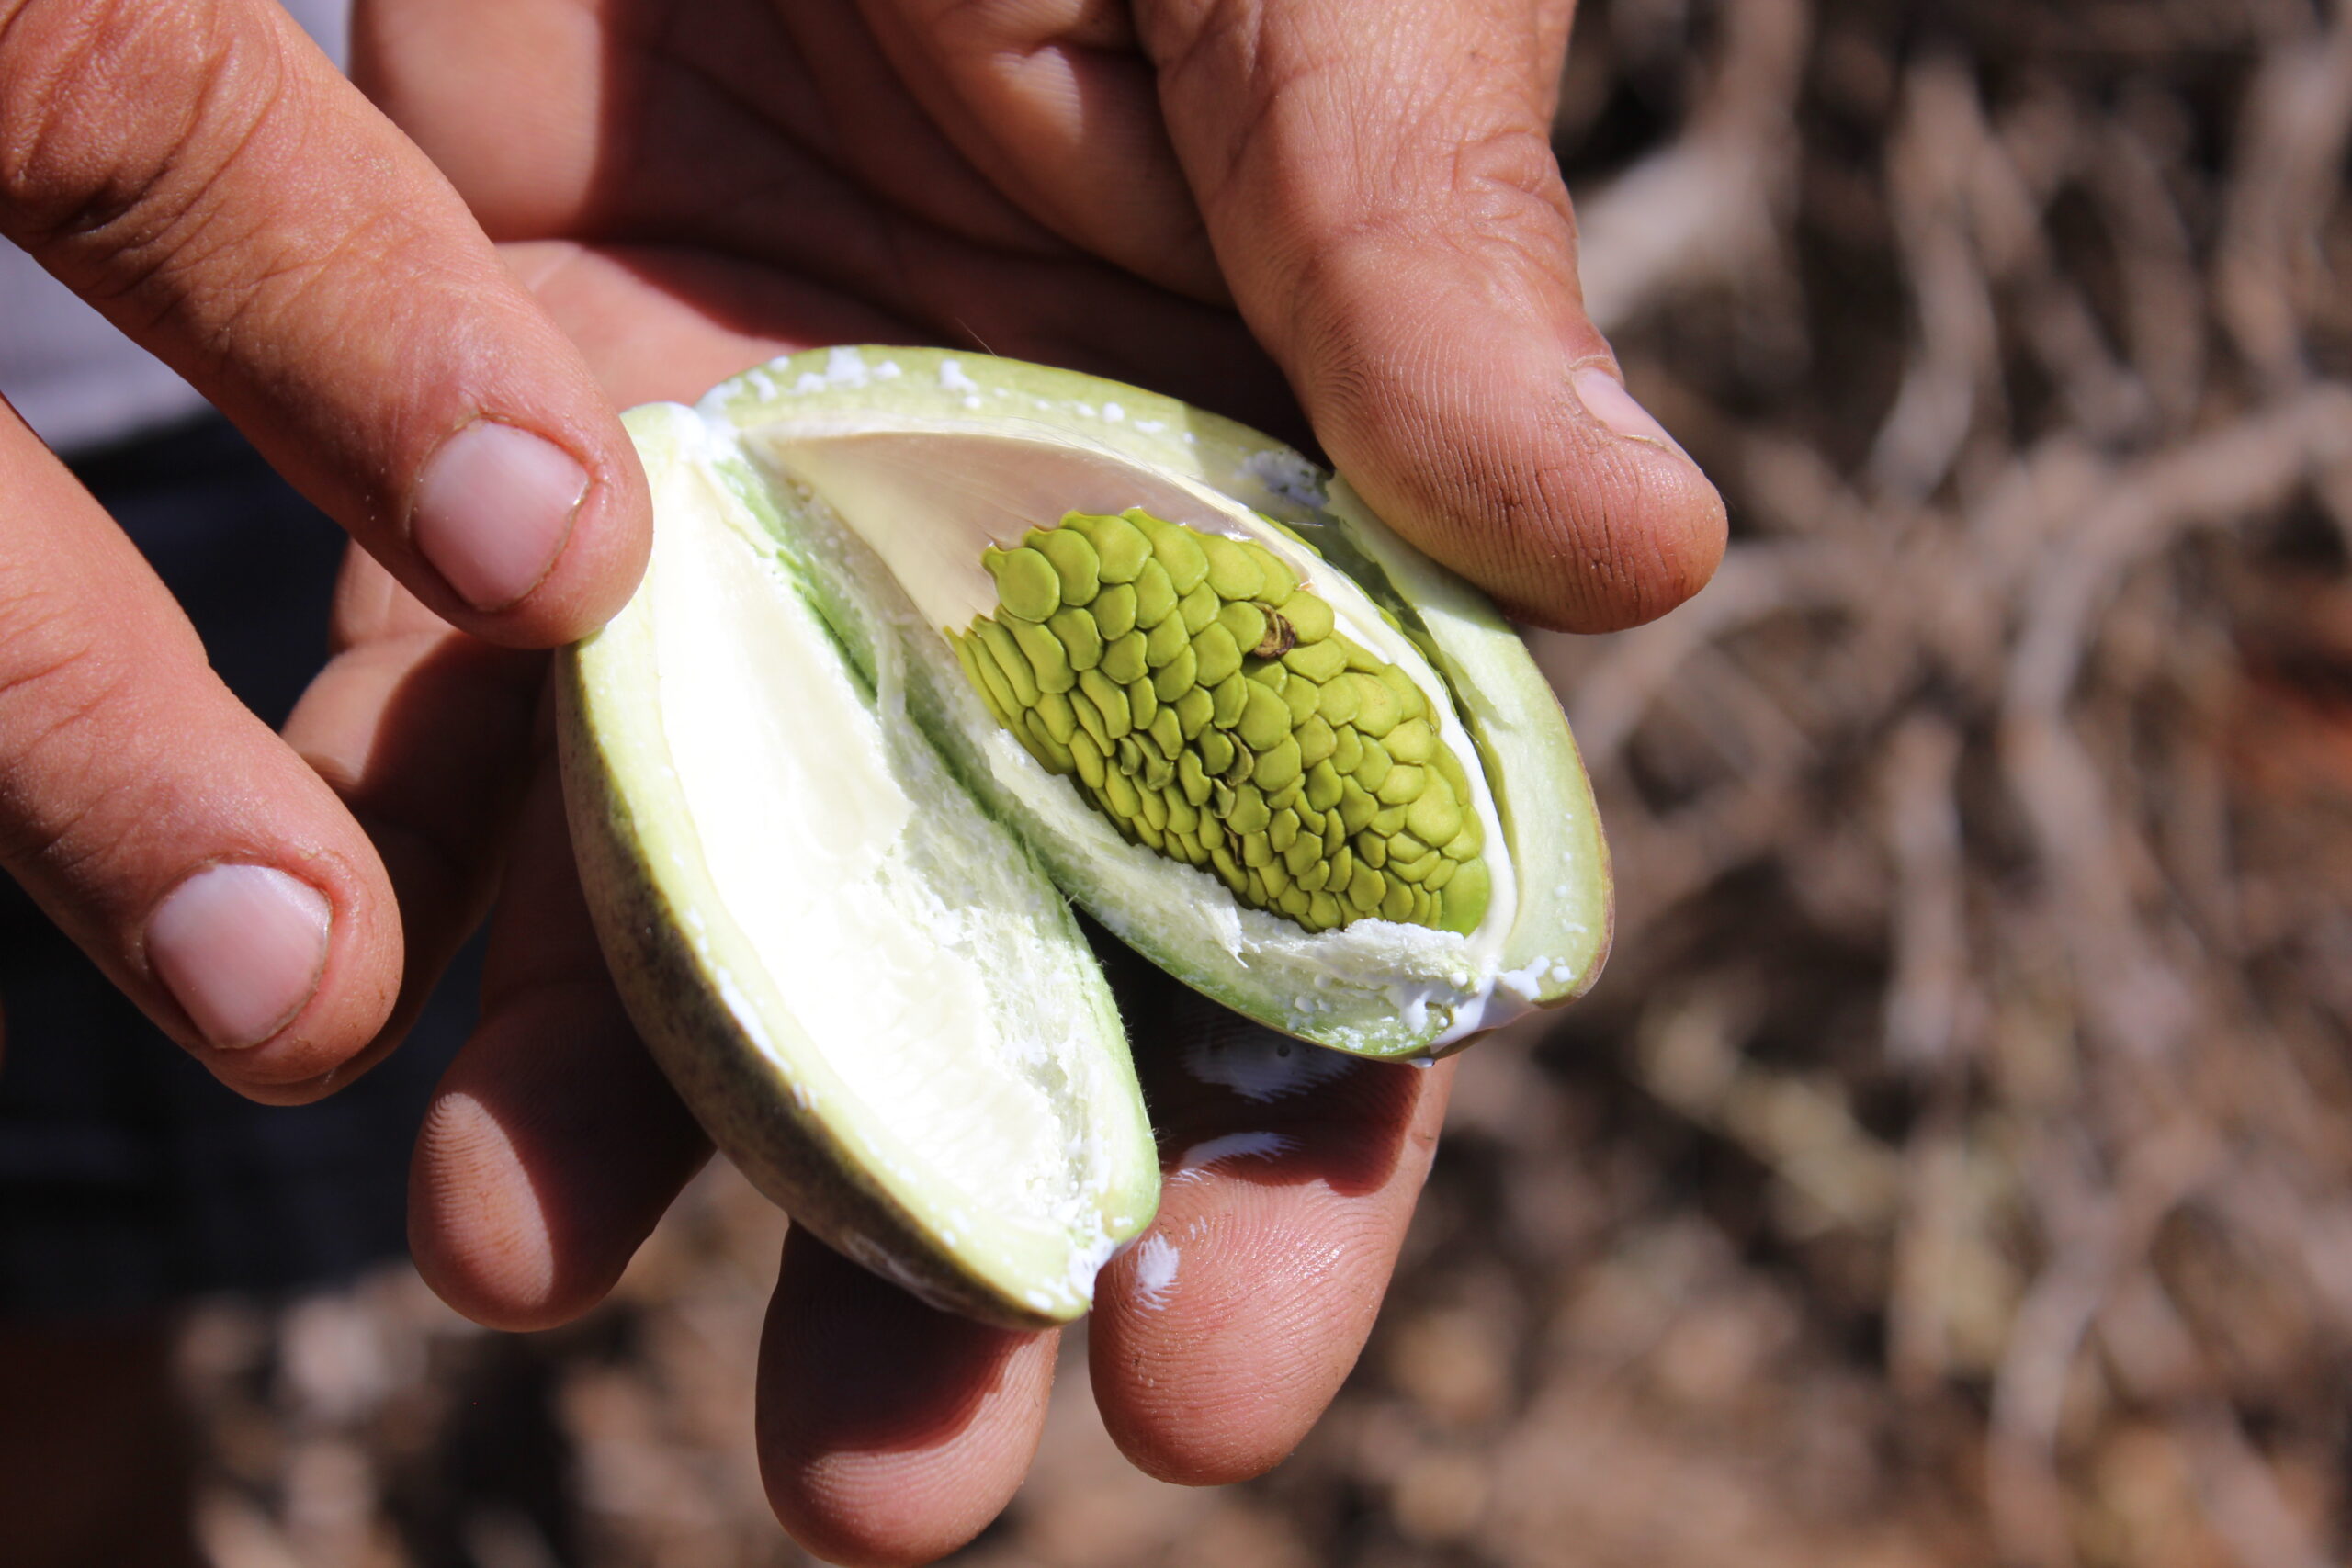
[645, 455, 1076, 1232]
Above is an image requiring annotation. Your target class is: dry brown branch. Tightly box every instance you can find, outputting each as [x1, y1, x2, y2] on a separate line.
[1882, 714, 1971, 1073]
[2218, 6, 2352, 389]
[1871, 56, 2006, 498]
[2099, 1276, 2331, 1568]
[1576, 0, 1813, 333]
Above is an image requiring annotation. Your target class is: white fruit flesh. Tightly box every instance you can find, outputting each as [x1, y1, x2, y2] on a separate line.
[567, 405, 1156, 1322]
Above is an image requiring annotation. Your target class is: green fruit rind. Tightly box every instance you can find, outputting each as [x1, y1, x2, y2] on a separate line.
[1288, 478, 1613, 993]
[559, 404, 1159, 1329]
[689, 347, 1612, 1056]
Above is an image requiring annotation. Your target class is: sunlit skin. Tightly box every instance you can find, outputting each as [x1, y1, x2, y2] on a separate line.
[0, 1, 1723, 1563]
[354, 3, 1720, 1561]
[0, 0, 647, 1095]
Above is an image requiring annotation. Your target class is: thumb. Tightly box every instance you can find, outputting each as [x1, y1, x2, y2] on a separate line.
[0, 0, 646, 645]
[1136, 0, 1724, 632]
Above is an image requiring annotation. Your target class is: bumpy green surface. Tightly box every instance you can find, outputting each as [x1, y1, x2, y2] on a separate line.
[952, 509, 1490, 935]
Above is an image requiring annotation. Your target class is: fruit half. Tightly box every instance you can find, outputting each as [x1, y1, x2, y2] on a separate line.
[691, 347, 1612, 1056]
[559, 402, 1159, 1327]
[558, 348, 1612, 1320]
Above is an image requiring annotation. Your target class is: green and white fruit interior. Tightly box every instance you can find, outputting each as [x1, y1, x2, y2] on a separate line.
[560, 400, 1159, 1328]
[697, 347, 1611, 1059]
[563, 347, 1611, 1318]
[956, 510, 1493, 940]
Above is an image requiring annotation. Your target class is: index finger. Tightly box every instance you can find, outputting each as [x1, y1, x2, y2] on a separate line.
[0, 0, 646, 641]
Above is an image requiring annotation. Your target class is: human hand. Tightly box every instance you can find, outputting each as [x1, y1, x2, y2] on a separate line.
[386, 659, 1458, 1560]
[361, 0, 1724, 630]
[0, 0, 648, 1095]
[354, 1, 1724, 1561]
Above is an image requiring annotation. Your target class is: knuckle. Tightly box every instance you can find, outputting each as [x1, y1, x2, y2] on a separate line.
[0, 0, 284, 268]
[1136, 0, 1243, 60]
[1450, 123, 1575, 238]
[0, 570, 189, 876]
[1364, 118, 1575, 268]
[0, 650, 134, 874]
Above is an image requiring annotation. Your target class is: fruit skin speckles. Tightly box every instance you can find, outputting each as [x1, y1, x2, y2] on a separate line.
[963, 508, 1488, 935]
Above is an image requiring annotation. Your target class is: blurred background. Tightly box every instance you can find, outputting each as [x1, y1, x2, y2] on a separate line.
[130, 0, 2352, 1562]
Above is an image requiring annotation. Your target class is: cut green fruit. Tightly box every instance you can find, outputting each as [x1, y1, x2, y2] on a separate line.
[558, 402, 1159, 1328]
[690, 347, 1610, 1055]
[559, 347, 1611, 1319]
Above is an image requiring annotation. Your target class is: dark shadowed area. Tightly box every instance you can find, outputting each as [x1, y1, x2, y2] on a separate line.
[173, 1, 2352, 1563]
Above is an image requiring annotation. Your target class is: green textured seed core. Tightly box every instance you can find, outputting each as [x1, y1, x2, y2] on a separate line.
[956, 509, 1489, 936]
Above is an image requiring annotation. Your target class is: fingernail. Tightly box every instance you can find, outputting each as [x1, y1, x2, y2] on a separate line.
[147, 864, 332, 1051]
[413, 420, 589, 611]
[1570, 366, 1688, 457]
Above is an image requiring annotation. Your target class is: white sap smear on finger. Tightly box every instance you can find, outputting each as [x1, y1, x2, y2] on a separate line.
[1171, 1131, 1295, 1181]
[1182, 1033, 1354, 1102]
[1132, 1235, 1180, 1309]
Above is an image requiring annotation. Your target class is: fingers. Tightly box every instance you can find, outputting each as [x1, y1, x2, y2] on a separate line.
[1136, 0, 1727, 631]
[0, 0, 647, 641]
[0, 406, 401, 1088]
[503, 236, 1291, 446]
[497, 241, 918, 409]
[407, 736, 1053, 1565]
[407, 760, 710, 1329]
[1088, 955, 1454, 1483]
[279, 549, 547, 1084]
[857, 0, 1225, 299]
[757, 1234, 1058, 1567]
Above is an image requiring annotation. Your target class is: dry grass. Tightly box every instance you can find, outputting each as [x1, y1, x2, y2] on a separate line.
[180, 1, 2352, 1562]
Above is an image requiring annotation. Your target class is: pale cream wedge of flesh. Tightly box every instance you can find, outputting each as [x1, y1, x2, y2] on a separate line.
[560, 403, 1158, 1329]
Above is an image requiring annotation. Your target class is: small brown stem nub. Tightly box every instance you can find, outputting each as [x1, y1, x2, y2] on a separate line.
[1253, 612, 1298, 659]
